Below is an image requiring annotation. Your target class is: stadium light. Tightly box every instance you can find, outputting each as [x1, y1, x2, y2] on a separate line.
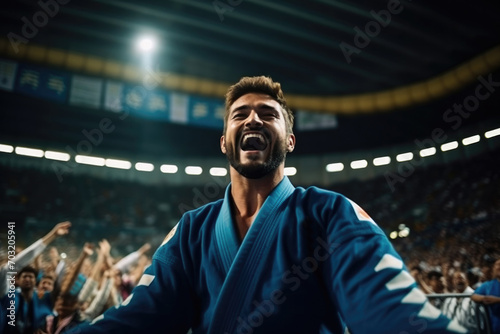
[326, 163, 344, 172]
[462, 135, 480, 146]
[485, 127, 500, 139]
[210, 167, 227, 176]
[136, 35, 157, 53]
[160, 164, 178, 174]
[15, 146, 44, 158]
[185, 166, 202, 175]
[350, 160, 368, 169]
[396, 152, 413, 162]
[419, 147, 436, 157]
[0, 144, 14, 153]
[398, 227, 410, 238]
[135, 162, 155, 172]
[284, 167, 297, 176]
[44, 150, 70, 161]
[373, 156, 391, 166]
[75, 155, 105, 166]
[105, 159, 132, 170]
[441, 141, 458, 152]
[389, 231, 398, 239]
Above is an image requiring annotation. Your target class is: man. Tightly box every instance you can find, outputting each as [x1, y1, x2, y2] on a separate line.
[38, 293, 89, 334]
[428, 270, 447, 294]
[442, 271, 476, 330]
[426, 270, 447, 309]
[68, 76, 468, 333]
[1, 266, 54, 334]
[472, 259, 500, 333]
[36, 274, 55, 299]
[410, 265, 433, 293]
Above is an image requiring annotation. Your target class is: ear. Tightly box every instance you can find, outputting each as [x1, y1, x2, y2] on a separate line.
[287, 133, 296, 152]
[220, 135, 227, 154]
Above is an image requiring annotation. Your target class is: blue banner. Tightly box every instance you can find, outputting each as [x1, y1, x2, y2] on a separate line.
[121, 85, 170, 121]
[11, 61, 225, 129]
[15, 64, 69, 103]
[188, 96, 224, 129]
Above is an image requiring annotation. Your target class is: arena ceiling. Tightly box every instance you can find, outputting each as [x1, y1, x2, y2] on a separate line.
[1, 0, 500, 159]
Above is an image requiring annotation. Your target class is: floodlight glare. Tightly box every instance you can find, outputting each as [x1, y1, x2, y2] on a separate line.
[326, 163, 344, 172]
[210, 167, 227, 176]
[284, 167, 297, 176]
[0, 144, 14, 153]
[136, 36, 157, 53]
[485, 127, 500, 139]
[185, 166, 203, 175]
[441, 141, 458, 152]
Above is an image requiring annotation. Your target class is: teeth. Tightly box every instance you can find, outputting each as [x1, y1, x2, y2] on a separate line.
[243, 133, 265, 141]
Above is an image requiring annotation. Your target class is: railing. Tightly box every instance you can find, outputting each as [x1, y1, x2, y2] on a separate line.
[426, 293, 492, 334]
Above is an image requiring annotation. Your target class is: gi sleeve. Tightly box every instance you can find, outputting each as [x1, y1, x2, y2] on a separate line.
[320, 194, 470, 334]
[66, 225, 195, 334]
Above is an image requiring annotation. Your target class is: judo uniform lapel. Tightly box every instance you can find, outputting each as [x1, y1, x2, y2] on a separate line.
[209, 176, 295, 334]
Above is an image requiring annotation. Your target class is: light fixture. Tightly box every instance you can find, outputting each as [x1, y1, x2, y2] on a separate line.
[326, 163, 344, 172]
[136, 35, 157, 53]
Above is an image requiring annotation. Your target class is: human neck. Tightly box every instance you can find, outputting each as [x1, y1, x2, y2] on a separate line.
[21, 289, 33, 301]
[229, 168, 284, 240]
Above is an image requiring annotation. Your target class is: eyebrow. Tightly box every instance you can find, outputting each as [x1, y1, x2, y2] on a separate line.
[230, 102, 280, 113]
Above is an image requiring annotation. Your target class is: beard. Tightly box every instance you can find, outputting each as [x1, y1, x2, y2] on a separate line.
[225, 134, 288, 179]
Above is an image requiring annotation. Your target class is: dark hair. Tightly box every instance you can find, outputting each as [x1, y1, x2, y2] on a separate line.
[19, 265, 38, 278]
[427, 270, 443, 280]
[410, 265, 422, 272]
[224, 76, 294, 134]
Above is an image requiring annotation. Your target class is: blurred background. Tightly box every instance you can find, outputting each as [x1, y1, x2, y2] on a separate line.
[0, 0, 499, 272]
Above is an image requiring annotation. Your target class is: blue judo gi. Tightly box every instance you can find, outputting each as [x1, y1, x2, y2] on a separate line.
[69, 177, 469, 334]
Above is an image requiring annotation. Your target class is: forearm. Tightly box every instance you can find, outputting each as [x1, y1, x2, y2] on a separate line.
[84, 277, 114, 320]
[78, 277, 99, 303]
[61, 250, 90, 294]
[471, 294, 484, 303]
[113, 251, 140, 274]
[14, 239, 46, 269]
[90, 254, 106, 281]
[472, 294, 500, 304]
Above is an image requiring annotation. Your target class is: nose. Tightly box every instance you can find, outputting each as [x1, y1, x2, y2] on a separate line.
[245, 110, 263, 128]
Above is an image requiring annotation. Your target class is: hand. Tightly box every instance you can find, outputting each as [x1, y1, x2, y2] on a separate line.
[52, 221, 71, 237]
[42, 221, 72, 245]
[138, 243, 151, 255]
[49, 246, 60, 260]
[99, 239, 111, 256]
[83, 243, 94, 256]
[483, 295, 500, 304]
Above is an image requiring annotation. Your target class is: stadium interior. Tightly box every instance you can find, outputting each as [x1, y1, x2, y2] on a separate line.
[0, 1, 500, 331]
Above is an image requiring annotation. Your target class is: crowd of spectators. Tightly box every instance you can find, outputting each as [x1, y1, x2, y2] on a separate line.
[0, 147, 499, 332]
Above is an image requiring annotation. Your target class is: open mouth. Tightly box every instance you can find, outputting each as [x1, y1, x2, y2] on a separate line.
[240, 133, 268, 151]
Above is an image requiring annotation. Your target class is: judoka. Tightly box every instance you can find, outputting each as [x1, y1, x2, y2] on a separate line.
[68, 76, 470, 334]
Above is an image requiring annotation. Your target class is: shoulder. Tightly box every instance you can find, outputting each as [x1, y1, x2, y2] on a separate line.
[474, 280, 493, 294]
[181, 198, 224, 222]
[156, 199, 224, 259]
[176, 198, 224, 237]
[290, 185, 345, 211]
[292, 185, 375, 223]
[291, 185, 383, 240]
